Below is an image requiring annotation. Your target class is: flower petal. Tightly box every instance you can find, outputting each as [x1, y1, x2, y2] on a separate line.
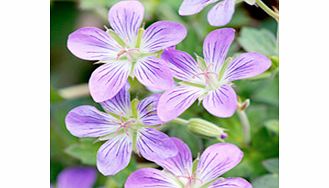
[100, 83, 131, 116]
[108, 0, 144, 46]
[158, 85, 203, 121]
[154, 137, 193, 177]
[202, 84, 237, 118]
[196, 143, 243, 184]
[207, 0, 235, 26]
[134, 56, 175, 91]
[136, 128, 177, 160]
[97, 134, 132, 176]
[137, 94, 162, 126]
[223, 52, 272, 82]
[57, 167, 97, 188]
[67, 27, 121, 61]
[89, 61, 131, 102]
[179, 0, 219, 15]
[141, 21, 187, 52]
[65, 105, 119, 138]
[125, 168, 180, 188]
[203, 28, 235, 73]
[161, 48, 201, 82]
[209, 177, 252, 188]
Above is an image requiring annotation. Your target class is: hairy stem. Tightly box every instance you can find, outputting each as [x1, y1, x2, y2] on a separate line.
[237, 110, 251, 145]
[255, 0, 279, 22]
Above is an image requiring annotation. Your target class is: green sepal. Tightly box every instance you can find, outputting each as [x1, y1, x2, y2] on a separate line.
[135, 28, 145, 48]
[107, 29, 126, 47]
[131, 98, 140, 118]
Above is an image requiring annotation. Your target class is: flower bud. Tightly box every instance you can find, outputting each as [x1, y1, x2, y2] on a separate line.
[238, 99, 250, 111]
[187, 118, 227, 140]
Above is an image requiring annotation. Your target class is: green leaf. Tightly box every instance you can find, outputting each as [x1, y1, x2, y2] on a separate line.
[252, 174, 279, 188]
[238, 27, 278, 56]
[263, 158, 279, 174]
[65, 138, 102, 165]
[264, 119, 279, 134]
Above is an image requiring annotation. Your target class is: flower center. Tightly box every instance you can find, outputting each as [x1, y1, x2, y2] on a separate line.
[177, 175, 203, 188]
[116, 48, 141, 62]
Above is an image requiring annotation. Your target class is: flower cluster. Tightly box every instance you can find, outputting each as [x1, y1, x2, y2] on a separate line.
[63, 0, 273, 187]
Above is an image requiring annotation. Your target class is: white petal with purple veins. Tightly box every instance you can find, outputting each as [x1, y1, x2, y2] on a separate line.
[89, 61, 131, 102]
[203, 28, 235, 73]
[223, 52, 271, 82]
[97, 134, 132, 176]
[67, 27, 121, 61]
[65, 105, 119, 138]
[136, 128, 177, 161]
[137, 94, 162, 126]
[207, 0, 235, 27]
[108, 0, 144, 46]
[209, 177, 252, 188]
[196, 143, 243, 184]
[179, 0, 219, 15]
[134, 56, 174, 91]
[141, 21, 187, 53]
[202, 84, 237, 118]
[158, 85, 203, 121]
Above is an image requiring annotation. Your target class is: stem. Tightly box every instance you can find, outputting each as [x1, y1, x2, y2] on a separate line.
[255, 0, 279, 22]
[237, 110, 251, 145]
[171, 118, 189, 125]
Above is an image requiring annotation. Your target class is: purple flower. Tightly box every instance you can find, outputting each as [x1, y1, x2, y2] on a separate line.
[125, 138, 252, 188]
[65, 83, 177, 176]
[67, 0, 187, 102]
[179, 0, 256, 26]
[55, 166, 97, 188]
[158, 28, 271, 121]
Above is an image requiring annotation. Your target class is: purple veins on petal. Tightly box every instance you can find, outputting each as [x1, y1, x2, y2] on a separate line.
[207, 0, 235, 27]
[57, 166, 97, 188]
[141, 21, 187, 53]
[179, 0, 219, 16]
[100, 83, 131, 116]
[65, 105, 119, 138]
[203, 28, 235, 73]
[209, 177, 253, 188]
[108, 0, 144, 45]
[162, 47, 201, 82]
[125, 168, 180, 188]
[157, 85, 203, 122]
[136, 128, 178, 161]
[134, 56, 175, 91]
[89, 61, 131, 102]
[202, 84, 237, 118]
[152, 137, 193, 178]
[97, 134, 132, 176]
[67, 27, 122, 61]
[137, 94, 162, 126]
[223, 52, 272, 82]
[196, 143, 243, 184]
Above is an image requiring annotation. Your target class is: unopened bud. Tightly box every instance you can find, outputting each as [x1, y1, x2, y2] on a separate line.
[187, 118, 227, 140]
[238, 99, 250, 111]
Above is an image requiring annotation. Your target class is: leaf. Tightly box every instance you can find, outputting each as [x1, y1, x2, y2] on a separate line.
[264, 119, 279, 134]
[65, 138, 102, 165]
[238, 27, 278, 56]
[252, 174, 279, 188]
[263, 158, 279, 174]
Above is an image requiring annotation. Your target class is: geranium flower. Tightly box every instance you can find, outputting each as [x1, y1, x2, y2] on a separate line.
[65, 83, 177, 176]
[67, 0, 187, 102]
[53, 166, 97, 188]
[125, 138, 252, 188]
[158, 28, 271, 121]
[179, 0, 256, 26]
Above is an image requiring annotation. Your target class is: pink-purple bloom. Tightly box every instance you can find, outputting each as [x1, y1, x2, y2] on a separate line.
[55, 166, 97, 188]
[158, 28, 271, 121]
[179, 0, 256, 26]
[67, 0, 187, 102]
[125, 138, 252, 188]
[65, 83, 177, 176]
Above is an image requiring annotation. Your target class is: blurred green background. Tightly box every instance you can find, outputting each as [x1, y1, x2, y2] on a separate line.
[51, 0, 279, 187]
